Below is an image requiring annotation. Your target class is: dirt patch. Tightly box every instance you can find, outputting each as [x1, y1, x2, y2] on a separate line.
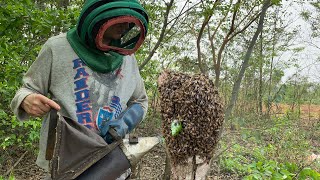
[268, 103, 320, 118]
[0, 148, 46, 180]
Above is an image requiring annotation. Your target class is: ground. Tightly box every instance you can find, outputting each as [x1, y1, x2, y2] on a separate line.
[1, 104, 319, 179]
[0, 125, 239, 180]
[0, 118, 238, 180]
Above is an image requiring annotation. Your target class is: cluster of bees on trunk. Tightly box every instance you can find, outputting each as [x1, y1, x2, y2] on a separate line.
[158, 70, 224, 164]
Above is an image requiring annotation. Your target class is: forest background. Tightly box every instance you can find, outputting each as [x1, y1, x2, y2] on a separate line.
[0, 0, 320, 179]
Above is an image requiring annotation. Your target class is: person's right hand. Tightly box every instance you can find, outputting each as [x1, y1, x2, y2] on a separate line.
[21, 93, 61, 117]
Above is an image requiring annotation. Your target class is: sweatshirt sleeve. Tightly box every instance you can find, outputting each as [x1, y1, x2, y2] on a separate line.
[127, 56, 148, 118]
[10, 42, 53, 121]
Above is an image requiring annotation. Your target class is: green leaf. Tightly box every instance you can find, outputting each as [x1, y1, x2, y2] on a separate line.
[298, 168, 320, 179]
[271, 172, 284, 180]
[252, 173, 262, 180]
[271, 0, 281, 5]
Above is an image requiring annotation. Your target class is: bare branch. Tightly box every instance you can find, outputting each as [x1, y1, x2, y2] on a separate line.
[234, 1, 259, 30]
[5, 151, 28, 176]
[228, 4, 273, 41]
[228, 11, 261, 41]
[167, 0, 202, 25]
[207, 0, 234, 66]
[139, 0, 174, 70]
[197, 0, 220, 74]
[214, 0, 240, 86]
[209, 1, 234, 42]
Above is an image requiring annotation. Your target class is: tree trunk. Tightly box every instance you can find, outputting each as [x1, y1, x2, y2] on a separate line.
[267, 9, 278, 116]
[197, 15, 211, 74]
[225, 0, 271, 120]
[214, 65, 221, 88]
[163, 149, 171, 180]
[258, 31, 263, 115]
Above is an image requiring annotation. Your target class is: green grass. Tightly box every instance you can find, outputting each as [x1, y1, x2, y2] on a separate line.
[216, 113, 320, 180]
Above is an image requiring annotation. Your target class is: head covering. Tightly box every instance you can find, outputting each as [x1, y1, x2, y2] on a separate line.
[67, 0, 149, 73]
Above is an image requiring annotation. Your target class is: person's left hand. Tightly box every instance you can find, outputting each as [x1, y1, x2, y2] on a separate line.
[102, 122, 126, 144]
[100, 120, 127, 144]
[106, 120, 128, 139]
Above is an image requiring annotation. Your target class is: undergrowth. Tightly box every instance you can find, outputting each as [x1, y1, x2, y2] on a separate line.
[217, 111, 320, 179]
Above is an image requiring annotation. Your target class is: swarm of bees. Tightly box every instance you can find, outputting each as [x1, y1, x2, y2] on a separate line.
[158, 70, 224, 164]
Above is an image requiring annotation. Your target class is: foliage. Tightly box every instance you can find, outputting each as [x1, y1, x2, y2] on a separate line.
[301, 1, 320, 38]
[1, 0, 320, 178]
[0, 173, 15, 180]
[244, 161, 320, 180]
[298, 168, 320, 180]
[219, 114, 320, 179]
[0, 110, 41, 151]
[0, 0, 79, 153]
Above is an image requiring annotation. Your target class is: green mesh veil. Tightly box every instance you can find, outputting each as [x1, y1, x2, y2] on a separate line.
[67, 0, 149, 73]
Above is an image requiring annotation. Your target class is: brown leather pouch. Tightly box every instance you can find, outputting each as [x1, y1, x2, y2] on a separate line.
[46, 110, 130, 180]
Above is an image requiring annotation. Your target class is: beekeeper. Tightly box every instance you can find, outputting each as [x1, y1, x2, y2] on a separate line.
[10, 0, 149, 178]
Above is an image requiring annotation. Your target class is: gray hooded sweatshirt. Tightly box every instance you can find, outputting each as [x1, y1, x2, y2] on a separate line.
[10, 33, 148, 171]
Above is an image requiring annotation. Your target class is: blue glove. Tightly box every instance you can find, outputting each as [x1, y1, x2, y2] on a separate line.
[100, 104, 144, 143]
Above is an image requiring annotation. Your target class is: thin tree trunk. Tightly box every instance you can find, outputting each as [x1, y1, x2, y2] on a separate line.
[196, 0, 220, 75]
[213, 0, 263, 87]
[191, 155, 196, 180]
[207, 2, 232, 86]
[267, 8, 278, 116]
[259, 31, 263, 115]
[308, 99, 311, 121]
[224, 70, 229, 106]
[197, 15, 212, 74]
[225, 0, 271, 120]
[163, 149, 171, 180]
[214, 1, 238, 87]
[291, 80, 297, 112]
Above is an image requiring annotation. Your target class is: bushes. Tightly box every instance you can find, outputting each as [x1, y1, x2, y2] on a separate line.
[220, 145, 320, 179]
[217, 114, 320, 179]
[0, 0, 80, 154]
[0, 110, 41, 152]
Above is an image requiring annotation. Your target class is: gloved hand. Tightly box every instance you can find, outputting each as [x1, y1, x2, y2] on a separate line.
[99, 104, 144, 143]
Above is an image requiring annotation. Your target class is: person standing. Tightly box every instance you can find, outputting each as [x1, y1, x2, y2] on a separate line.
[11, 0, 149, 179]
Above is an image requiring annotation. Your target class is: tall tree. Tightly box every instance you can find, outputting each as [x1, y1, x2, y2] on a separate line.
[204, 0, 267, 87]
[258, 30, 264, 115]
[225, 0, 272, 120]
